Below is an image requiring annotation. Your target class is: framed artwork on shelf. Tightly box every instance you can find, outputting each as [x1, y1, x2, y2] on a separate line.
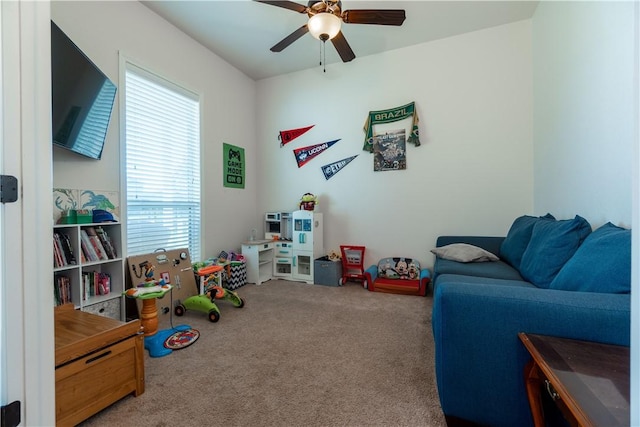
[53, 188, 120, 223]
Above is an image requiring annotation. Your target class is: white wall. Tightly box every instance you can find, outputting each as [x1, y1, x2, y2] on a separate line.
[256, 21, 534, 269]
[532, 1, 635, 228]
[51, 1, 258, 259]
[532, 2, 638, 422]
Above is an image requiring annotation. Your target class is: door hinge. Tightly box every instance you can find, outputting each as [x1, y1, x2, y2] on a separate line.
[1, 400, 21, 427]
[0, 175, 18, 203]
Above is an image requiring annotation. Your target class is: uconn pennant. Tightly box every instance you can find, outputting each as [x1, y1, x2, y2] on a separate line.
[293, 139, 340, 168]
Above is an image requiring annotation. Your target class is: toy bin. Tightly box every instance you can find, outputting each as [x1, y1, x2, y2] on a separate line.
[224, 261, 247, 290]
[314, 256, 342, 287]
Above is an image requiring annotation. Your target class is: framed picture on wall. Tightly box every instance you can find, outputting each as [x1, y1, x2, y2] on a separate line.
[373, 129, 406, 171]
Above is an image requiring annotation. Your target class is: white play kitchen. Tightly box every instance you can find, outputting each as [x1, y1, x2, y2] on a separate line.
[241, 210, 324, 285]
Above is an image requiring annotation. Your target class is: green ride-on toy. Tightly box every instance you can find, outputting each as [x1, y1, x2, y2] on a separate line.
[174, 264, 244, 322]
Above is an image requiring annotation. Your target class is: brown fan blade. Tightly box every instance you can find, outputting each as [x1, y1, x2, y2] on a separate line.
[342, 9, 406, 26]
[270, 24, 309, 52]
[331, 31, 355, 63]
[254, 0, 308, 14]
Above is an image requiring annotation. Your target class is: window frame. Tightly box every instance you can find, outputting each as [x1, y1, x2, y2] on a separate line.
[119, 56, 203, 261]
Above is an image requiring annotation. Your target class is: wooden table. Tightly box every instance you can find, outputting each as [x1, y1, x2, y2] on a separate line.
[519, 333, 629, 427]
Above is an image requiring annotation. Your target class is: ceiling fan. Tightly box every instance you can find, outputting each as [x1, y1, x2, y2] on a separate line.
[255, 1, 406, 63]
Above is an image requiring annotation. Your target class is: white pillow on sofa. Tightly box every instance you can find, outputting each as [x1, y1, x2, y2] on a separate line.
[431, 243, 499, 263]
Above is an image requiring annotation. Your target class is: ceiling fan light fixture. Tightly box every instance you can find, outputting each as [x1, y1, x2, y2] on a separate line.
[308, 13, 341, 41]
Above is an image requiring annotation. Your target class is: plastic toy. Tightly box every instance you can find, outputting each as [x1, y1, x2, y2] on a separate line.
[123, 279, 192, 358]
[174, 264, 244, 322]
[339, 245, 367, 287]
[299, 192, 318, 211]
[124, 279, 170, 299]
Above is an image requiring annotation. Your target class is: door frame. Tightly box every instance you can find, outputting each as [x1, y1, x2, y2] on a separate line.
[1, 1, 55, 425]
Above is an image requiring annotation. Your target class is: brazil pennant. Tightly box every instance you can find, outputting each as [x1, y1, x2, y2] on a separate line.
[278, 125, 314, 147]
[294, 139, 339, 168]
[322, 155, 358, 180]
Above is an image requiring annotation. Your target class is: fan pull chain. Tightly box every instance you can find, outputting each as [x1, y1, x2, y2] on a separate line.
[319, 41, 327, 73]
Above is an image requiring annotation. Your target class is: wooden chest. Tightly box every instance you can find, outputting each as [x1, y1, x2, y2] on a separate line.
[54, 304, 144, 426]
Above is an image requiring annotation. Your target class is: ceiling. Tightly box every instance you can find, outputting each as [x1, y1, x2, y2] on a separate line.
[142, 1, 539, 81]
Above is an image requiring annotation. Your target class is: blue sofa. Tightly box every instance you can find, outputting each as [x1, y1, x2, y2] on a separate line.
[431, 215, 631, 427]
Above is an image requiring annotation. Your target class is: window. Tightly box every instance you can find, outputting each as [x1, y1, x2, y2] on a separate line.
[124, 63, 201, 260]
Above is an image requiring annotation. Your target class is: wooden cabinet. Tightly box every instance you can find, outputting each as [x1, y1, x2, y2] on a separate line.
[55, 304, 144, 426]
[53, 222, 124, 320]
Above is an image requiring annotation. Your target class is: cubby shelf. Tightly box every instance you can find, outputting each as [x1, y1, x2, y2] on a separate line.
[53, 222, 124, 320]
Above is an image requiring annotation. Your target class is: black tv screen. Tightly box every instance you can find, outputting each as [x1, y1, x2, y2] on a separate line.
[51, 21, 116, 160]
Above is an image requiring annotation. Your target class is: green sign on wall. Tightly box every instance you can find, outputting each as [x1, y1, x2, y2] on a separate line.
[223, 143, 245, 189]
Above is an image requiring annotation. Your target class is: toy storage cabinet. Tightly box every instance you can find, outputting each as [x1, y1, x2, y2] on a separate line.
[55, 304, 144, 426]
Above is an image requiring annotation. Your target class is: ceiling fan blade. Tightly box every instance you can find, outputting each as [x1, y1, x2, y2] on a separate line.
[270, 24, 309, 52]
[254, 0, 308, 14]
[342, 9, 406, 26]
[331, 31, 355, 63]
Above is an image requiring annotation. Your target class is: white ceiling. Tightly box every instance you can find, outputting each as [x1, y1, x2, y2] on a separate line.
[142, 1, 539, 81]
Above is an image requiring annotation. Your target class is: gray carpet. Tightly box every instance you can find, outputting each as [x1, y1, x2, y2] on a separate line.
[79, 280, 446, 427]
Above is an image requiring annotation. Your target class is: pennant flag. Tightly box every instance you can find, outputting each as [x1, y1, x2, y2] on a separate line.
[322, 155, 358, 180]
[294, 139, 340, 168]
[278, 125, 314, 146]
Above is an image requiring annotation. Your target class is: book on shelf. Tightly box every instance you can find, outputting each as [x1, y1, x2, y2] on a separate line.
[98, 273, 111, 295]
[59, 232, 77, 265]
[95, 226, 117, 259]
[80, 229, 100, 262]
[53, 237, 65, 268]
[84, 227, 108, 261]
[54, 275, 72, 306]
[82, 271, 111, 299]
[53, 232, 77, 268]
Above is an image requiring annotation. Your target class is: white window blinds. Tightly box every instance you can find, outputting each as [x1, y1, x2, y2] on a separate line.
[124, 63, 201, 260]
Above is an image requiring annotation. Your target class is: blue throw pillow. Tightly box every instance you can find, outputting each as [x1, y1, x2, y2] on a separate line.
[519, 215, 591, 288]
[549, 222, 631, 293]
[499, 213, 555, 269]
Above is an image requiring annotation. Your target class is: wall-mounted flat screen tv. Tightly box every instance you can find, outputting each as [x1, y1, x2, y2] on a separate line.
[51, 21, 116, 160]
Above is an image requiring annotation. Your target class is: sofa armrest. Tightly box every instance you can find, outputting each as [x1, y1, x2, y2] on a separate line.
[363, 265, 377, 289]
[432, 280, 630, 427]
[436, 236, 505, 256]
[419, 268, 431, 295]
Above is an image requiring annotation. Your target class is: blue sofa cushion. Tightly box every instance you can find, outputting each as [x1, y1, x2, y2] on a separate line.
[435, 259, 524, 281]
[499, 214, 555, 269]
[550, 222, 631, 293]
[519, 215, 592, 288]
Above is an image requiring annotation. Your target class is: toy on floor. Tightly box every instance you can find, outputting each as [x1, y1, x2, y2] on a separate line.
[123, 278, 193, 358]
[174, 264, 244, 322]
[339, 245, 367, 287]
[363, 257, 431, 296]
